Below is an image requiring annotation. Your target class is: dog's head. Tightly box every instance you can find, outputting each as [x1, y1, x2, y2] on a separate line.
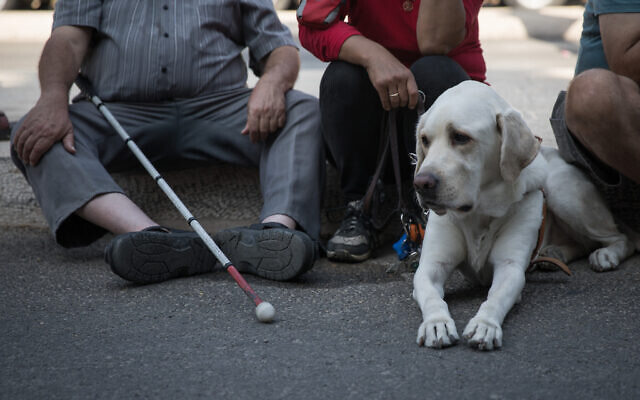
[413, 81, 540, 216]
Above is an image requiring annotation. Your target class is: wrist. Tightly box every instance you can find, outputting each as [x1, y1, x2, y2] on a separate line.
[344, 37, 390, 69]
[257, 74, 291, 93]
[37, 89, 69, 110]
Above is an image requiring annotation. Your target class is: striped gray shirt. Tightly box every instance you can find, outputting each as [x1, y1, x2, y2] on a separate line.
[53, 0, 296, 102]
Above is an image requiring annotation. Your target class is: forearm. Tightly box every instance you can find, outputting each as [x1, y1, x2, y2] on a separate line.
[610, 41, 640, 84]
[259, 45, 300, 93]
[38, 26, 92, 103]
[338, 35, 393, 68]
[416, 0, 466, 54]
[600, 13, 640, 84]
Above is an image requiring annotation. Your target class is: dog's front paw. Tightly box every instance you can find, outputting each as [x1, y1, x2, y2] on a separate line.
[589, 248, 619, 272]
[417, 317, 459, 349]
[463, 317, 502, 351]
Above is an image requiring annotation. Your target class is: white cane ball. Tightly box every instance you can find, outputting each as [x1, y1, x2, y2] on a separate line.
[255, 302, 276, 323]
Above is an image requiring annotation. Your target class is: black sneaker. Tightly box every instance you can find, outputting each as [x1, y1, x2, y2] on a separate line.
[326, 201, 377, 262]
[0, 111, 10, 141]
[106, 223, 317, 284]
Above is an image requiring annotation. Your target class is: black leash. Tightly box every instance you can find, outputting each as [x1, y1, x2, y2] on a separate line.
[361, 91, 427, 230]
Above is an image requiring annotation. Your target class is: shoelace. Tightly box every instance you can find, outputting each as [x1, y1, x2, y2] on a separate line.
[338, 207, 370, 235]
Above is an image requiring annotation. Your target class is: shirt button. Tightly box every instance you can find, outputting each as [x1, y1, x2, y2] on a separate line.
[161, 67, 167, 73]
[163, 5, 168, 10]
[163, 33, 169, 38]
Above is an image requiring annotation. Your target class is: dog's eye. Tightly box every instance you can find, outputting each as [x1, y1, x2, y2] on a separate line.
[421, 136, 429, 147]
[451, 132, 471, 145]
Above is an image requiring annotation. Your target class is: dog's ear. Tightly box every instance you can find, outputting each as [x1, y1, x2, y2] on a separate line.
[496, 109, 540, 182]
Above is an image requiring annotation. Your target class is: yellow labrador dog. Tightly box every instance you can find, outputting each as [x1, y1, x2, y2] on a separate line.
[412, 81, 635, 350]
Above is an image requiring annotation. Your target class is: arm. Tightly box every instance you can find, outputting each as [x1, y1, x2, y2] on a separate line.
[242, 45, 299, 143]
[600, 13, 640, 84]
[338, 35, 419, 111]
[416, 0, 466, 55]
[13, 25, 92, 165]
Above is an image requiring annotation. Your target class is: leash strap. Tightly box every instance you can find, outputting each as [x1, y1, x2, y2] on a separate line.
[362, 113, 390, 215]
[362, 91, 427, 220]
[527, 190, 572, 276]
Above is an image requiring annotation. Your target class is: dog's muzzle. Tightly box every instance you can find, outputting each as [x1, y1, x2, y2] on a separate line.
[413, 172, 439, 201]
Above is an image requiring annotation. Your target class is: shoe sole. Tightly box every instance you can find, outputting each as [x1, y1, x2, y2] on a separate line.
[326, 248, 371, 263]
[106, 228, 315, 284]
[215, 227, 315, 281]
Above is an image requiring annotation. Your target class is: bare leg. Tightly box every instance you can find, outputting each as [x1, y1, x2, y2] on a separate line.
[75, 192, 157, 235]
[565, 68, 640, 184]
[262, 214, 296, 230]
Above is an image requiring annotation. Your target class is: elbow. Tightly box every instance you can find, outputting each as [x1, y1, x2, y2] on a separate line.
[418, 42, 454, 55]
[608, 59, 640, 84]
[417, 29, 466, 55]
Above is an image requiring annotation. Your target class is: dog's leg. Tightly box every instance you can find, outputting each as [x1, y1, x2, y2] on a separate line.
[413, 217, 465, 349]
[544, 148, 634, 272]
[538, 213, 589, 268]
[463, 261, 525, 351]
[463, 191, 543, 351]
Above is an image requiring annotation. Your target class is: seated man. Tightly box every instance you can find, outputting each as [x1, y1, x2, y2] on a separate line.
[550, 0, 640, 237]
[11, 0, 325, 283]
[298, 0, 486, 261]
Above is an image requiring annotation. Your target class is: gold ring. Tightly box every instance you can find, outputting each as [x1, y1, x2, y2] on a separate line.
[389, 92, 399, 97]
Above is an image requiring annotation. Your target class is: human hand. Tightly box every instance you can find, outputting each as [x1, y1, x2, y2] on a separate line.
[365, 51, 419, 111]
[13, 94, 75, 166]
[241, 78, 287, 143]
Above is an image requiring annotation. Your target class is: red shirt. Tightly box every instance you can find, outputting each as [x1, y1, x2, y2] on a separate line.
[298, 0, 486, 83]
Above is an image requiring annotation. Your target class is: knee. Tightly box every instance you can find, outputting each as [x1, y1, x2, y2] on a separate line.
[410, 56, 469, 106]
[8, 117, 26, 170]
[410, 55, 460, 75]
[319, 61, 370, 100]
[284, 90, 322, 140]
[286, 90, 319, 117]
[566, 69, 618, 125]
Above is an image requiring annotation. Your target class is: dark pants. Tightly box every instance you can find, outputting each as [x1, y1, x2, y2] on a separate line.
[320, 55, 470, 203]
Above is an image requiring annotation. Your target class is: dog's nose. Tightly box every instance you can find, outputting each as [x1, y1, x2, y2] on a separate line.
[414, 173, 439, 191]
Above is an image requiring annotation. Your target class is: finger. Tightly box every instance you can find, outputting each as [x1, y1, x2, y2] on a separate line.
[258, 114, 270, 138]
[388, 87, 401, 109]
[13, 125, 27, 158]
[398, 81, 410, 108]
[241, 124, 249, 135]
[29, 138, 49, 166]
[268, 115, 279, 133]
[62, 128, 76, 154]
[407, 77, 419, 110]
[375, 86, 391, 111]
[270, 108, 285, 133]
[277, 113, 286, 129]
[250, 129, 260, 144]
[21, 131, 39, 164]
[244, 113, 259, 142]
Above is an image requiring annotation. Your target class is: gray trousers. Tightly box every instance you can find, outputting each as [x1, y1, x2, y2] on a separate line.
[11, 87, 325, 247]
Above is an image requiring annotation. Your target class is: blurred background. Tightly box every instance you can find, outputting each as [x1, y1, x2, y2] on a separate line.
[0, 1, 586, 143]
[0, 0, 586, 10]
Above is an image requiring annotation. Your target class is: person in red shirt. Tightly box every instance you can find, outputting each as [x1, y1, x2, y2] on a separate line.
[299, 0, 487, 262]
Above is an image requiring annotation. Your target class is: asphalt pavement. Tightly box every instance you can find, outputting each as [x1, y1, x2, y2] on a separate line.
[2, 6, 640, 400]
